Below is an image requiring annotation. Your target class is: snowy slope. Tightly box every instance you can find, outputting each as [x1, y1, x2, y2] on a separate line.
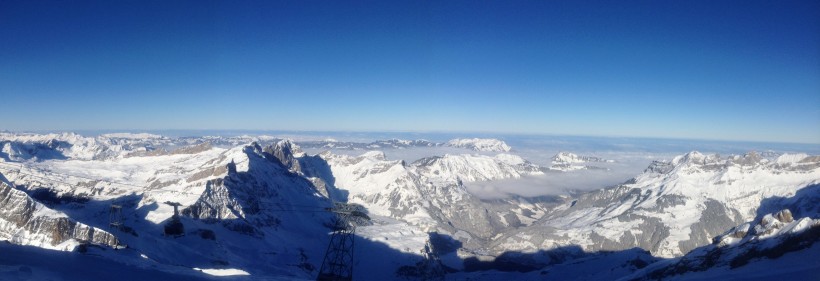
[622, 209, 820, 280]
[0, 242, 276, 281]
[0, 138, 343, 279]
[493, 151, 820, 259]
[447, 209, 820, 281]
[0, 133, 461, 280]
[446, 247, 658, 281]
[2, 132, 819, 280]
[303, 148, 559, 257]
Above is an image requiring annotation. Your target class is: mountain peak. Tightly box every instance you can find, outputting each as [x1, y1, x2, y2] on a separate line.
[360, 150, 387, 160]
[447, 138, 511, 152]
[673, 150, 705, 164]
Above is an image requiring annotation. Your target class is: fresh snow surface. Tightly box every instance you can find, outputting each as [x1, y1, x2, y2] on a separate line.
[0, 242, 303, 281]
[193, 268, 251, 276]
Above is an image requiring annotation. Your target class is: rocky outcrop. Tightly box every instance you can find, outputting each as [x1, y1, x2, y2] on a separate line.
[630, 210, 820, 280]
[181, 144, 334, 237]
[0, 182, 118, 250]
[265, 140, 302, 172]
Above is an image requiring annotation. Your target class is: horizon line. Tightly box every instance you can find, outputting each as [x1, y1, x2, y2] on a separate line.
[2, 128, 819, 147]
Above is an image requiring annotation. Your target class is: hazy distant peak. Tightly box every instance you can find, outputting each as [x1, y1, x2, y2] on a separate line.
[549, 151, 613, 171]
[100, 133, 163, 139]
[551, 152, 613, 164]
[446, 138, 511, 152]
[360, 150, 387, 160]
[775, 153, 810, 165]
[665, 151, 820, 171]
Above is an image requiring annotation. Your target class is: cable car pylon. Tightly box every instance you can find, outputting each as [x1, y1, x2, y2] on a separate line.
[316, 202, 370, 281]
[108, 204, 124, 230]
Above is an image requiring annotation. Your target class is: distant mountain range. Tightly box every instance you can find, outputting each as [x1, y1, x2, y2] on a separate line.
[0, 132, 817, 280]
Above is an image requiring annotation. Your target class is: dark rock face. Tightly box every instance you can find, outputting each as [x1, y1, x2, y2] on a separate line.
[265, 140, 302, 172]
[170, 143, 212, 155]
[645, 161, 674, 174]
[678, 200, 742, 254]
[584, 215, 671, 254]
[0, 182, 119, 249]
[636, 212, 820, 280]
[775, 209, 793, 223]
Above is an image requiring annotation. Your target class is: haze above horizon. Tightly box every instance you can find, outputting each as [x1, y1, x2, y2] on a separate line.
[2, 1, 818, 144]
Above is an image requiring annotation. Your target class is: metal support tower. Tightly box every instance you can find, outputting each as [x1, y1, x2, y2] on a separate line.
[109, 204, 124, 230]
[317, 203, 370, 281]
[163, 201, 185, 237]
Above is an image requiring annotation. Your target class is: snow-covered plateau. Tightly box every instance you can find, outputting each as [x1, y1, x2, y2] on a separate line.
[0, 132, 818, 280]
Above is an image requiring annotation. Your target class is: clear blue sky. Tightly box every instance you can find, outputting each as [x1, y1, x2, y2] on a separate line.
[1, 1, 818, 143]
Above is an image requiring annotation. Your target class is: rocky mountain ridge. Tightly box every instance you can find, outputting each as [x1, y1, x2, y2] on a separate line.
[0, 132, 817, 280]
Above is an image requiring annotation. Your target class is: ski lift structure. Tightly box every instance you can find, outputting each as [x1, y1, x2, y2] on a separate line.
[316, 202, 370, 281]
[163, 201, 185, 237]
[108, 204, 124, 230]
[105, 203, 129, 249]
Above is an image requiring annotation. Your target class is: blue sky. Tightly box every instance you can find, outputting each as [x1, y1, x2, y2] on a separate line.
[1, 1, 818, 143]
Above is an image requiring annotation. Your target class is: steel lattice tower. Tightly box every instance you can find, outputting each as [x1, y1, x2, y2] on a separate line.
[108, 204, 124, 230]
[317, 203, 370, 281]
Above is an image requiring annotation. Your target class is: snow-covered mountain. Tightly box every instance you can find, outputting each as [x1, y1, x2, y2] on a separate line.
[493, 151, 820, 258]
[445, 208, 820, 281]
[0, 132, 285, 161]
[0, 132, 167, 161]
[297, 138, 442, 150]
[304, 149, 551, 250]
[0, 137, 343, 279]
[446, 138, 512, 152]
[368, 139, 440, 149]
[623, 209, 820, 280]
[0, 182, 119, 250]
[549, 152, 613, 171]
[413, 153, 542, 182]
[551, 152, 612, 164]
[1, 132, 818, 280]
[296, 137, 512, 152]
